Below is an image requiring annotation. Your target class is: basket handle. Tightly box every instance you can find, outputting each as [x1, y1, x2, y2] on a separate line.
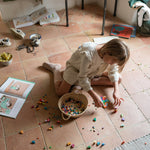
[61, 113, 71, 120]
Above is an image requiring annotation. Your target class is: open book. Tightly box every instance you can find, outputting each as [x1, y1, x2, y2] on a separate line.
[13, 7, 49, 28]
[39, 9, 60, 25]
[0, 77, 35, 118]
[110, 24, 135, 39]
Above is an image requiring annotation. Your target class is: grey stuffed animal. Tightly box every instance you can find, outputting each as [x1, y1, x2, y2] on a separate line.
[129, 0, 150, 36]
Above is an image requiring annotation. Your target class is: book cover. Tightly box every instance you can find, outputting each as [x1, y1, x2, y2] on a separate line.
[13, 7, 49, 28]
[121, 24, 136, 38]
[110, 24, 134, 39]
[0, 77, 35, 118]
[39, 9, 60, 26]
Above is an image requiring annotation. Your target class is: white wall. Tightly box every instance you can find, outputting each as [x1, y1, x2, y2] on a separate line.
[97, 0, 137, 25]
[0, 0, 96, 20]
[0, 0, 137, 25]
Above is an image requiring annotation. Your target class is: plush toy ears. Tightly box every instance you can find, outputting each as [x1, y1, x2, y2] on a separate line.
[128, 0, 149, 8]
[132, 1, 146, 9]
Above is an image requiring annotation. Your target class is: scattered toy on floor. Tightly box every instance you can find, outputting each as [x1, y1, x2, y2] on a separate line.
[0, 38, 11, 47]
[120, 124, 124, 128]
[101, 96, 109, 108]
[66, 142, 71, 146]
[120, 114, 123, 118]
[71, 144, 75, 148]
[121, 118, 125, 121]
[101, 143, 105, 147]
[87, 145, 91, 149]
[113, 107, 118, 113]
[92, 140, 97, 145]
[10, 28, 25, 39]
[0, 52, 13, 66]
[96, 141, 100, 146]
[121, 141, 125, 145]
[30, 33, 41, 47]
[31, 140, 35, 144]
[19, 130, 24, 134]
[93, 118, 96, 122]
[48, 127, 52, 131]
[16, 33, 41, 54]
[44, 118, 50, 123]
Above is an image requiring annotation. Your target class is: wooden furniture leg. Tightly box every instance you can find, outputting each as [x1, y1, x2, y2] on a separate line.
[65, 0, 84, 27]
[114, 0, 118, 16]
[82, 0, 84, 9]
[101, 0, 107, 35]
[65, 0, 118, 35]
[65, 0, 69, 27]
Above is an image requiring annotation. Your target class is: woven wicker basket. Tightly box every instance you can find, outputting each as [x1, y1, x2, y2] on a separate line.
[58, 92, 88, 120]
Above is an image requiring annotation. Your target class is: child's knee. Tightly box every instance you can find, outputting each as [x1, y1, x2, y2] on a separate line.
[56, 90, 63, 97]
[0, 11, 2, 22]
[56, 89, 67, 97]
[55, 85, 70, 97]
[55, 80, 72, 96]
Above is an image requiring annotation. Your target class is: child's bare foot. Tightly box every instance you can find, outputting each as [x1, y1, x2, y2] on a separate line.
[42, 62, 61, 72]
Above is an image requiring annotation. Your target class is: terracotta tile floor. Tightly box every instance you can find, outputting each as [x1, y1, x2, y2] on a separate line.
[0, 3, 150, 150]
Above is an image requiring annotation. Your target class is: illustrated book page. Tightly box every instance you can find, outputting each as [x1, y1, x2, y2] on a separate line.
[39, 9, 60, 25]
[0, 93, 25, 118]
[0, 77, 35, 99]
[13, 7, 48, 28]
[0, 77, 35, 118]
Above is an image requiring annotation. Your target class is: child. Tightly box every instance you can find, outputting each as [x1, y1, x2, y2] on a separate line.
[43, 39, 130, 108]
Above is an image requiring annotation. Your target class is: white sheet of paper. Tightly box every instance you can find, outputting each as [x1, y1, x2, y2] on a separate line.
[93, 36, 119, 45]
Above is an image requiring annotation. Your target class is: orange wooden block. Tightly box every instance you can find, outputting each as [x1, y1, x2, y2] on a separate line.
[121, 141, 125, 145]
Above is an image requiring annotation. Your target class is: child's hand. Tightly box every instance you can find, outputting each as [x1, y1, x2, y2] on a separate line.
[93, 96, 104, 108]
[113, 91, 124, 106]
[88, 90, 104, 108]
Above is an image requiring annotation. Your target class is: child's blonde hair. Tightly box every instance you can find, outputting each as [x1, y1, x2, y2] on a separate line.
[100, 39, 130, 72]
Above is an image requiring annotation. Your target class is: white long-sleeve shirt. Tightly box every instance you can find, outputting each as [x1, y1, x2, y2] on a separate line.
[63, 42, 119, 91]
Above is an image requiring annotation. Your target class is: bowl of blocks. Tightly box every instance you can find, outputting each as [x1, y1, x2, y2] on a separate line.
[0, 52, 13, 66]
[58, 92, 88, 120]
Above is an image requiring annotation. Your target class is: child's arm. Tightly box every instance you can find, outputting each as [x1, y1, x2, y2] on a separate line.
[113, 82, 123, 106]
[88, 89, 104, 108]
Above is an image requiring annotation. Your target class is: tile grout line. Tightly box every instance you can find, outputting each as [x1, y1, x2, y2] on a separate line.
[33, 95, 49, 149]
[121, 55, 150, 121]
[121, 77, 150, 122]
[38, 125, 49, 150]
[103, 109, 125, 142]
[29, 88, 48, 149]
[74, 119, 87, 148]
[0, 117, 7, 150]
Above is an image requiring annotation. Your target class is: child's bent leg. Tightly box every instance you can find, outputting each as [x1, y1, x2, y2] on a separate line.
[43, 62, 61, 72]
[55, 80, 72, 96]
[0, 11, 2, 22]
[43, 62, 71, 96]
[91, 76, 113, 86]
[91, 75, 122, 86]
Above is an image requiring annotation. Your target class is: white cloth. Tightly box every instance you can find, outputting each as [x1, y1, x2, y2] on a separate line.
[63, 42, 120, 91]
[133, 2, 150, 27]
